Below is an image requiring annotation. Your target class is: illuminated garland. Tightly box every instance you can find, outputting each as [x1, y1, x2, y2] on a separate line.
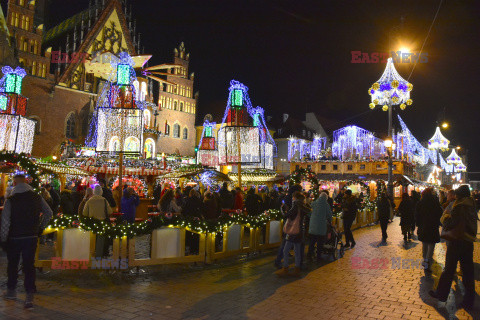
[47, 209, 284, 238]
[289, 168, 319, 197]
[0, 152, 41, 191]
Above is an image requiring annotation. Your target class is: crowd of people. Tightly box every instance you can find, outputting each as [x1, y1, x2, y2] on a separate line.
[1, 174, 479, 309]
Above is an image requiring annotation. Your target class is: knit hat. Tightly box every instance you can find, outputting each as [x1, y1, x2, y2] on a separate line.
[93, 185, 103, 196]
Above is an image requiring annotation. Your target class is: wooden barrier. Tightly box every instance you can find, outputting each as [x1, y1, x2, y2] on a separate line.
[255, 220, 283, 251]
[205, 224, 256, 263]
[128, 227, 206, 267]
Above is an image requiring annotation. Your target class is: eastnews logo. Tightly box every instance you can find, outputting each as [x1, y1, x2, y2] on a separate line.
[351, 51, 428, 64]
[351, 257, 428, 269]
[51, 257, 128, 270]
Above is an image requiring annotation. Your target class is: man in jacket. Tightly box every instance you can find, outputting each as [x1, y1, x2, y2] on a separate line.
[430, 185, 477, 309]
[1, 174, 53, 309]
[218, 182, 234, 209]
[99, 179, 116, 209]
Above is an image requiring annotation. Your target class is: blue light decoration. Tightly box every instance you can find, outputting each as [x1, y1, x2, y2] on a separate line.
[369, 58, 413, 111]
[245, 106, 276, 170]
[397, 115, 438, 166]
[428, 127, 449, 151]
[1, 66, 26, 95]
[197, 170, 217, 187]
[331, 125, 385, 160]
[287, 135, 327, 161]
[455, 160, 466, 172]
[85, 52, 143, 155]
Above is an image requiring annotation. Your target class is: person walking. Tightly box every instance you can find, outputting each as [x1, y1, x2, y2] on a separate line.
[398, 193, 415, 245]
[377, 193, 391, 244]
[341, 189, 357, 248]
[1, 174, 53, 309]
[276, 192, 311, 277]
[82, 185, 113, 257]
[429, 185, 477, 309]
[415, 188, 443, 273]
[121, 187, 140, 223]
[307, 192, 332, 262]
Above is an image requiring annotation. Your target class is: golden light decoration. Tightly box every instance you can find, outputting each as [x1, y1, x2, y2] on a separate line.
[368, 88, 373, 95]
[372, 83, 380, 90]
[407, 83, 413, 91]
[382, 105, 389, 111]
[400, 103, 406, 110]
[369, 103, 376, 110]
[392, 96, 399, 104]
[406, 99, 413, 105]
[391, 80, 399, 88]
[373, 99, 379, 105]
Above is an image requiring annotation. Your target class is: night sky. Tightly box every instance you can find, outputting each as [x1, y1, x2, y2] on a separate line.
[3, 0, 480, 172]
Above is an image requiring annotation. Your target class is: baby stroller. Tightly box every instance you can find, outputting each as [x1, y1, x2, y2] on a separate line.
[321, 223, 345, 260]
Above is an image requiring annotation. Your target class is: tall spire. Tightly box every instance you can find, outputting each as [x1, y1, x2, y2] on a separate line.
[80, 19, 85, 43]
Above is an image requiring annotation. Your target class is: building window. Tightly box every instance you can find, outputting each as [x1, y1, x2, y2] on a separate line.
[41, 64, 46, 78]
[321, 164, 326, 170]
[360, 164, 366, 170]
[347, 164, 353, 171]
[143, 109, 151, 128]
[173, 101, 177, 110]
[32, 61, 36, 76]
[141, 82, 147, 101]
[333, 165, 338, 171]
[144, 138, 155, 159]
[183, 127, 188, 139]
[21, 15, 26, 30]
[173, 124, 180, 138]
[165, 124, 170, 136]
[180, 102, 183, 112]
[65, 113, 76, 139]
[25, 17, 30, 30]
[302, 129, 306, 137]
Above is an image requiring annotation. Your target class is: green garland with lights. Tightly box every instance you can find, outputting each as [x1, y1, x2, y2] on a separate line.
[289, 168, 319, 197]
[46, 209, 284, 239]
[0, 152, 41, 191]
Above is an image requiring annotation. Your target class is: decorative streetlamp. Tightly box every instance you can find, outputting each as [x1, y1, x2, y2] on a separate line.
[369, 58, 413, 196]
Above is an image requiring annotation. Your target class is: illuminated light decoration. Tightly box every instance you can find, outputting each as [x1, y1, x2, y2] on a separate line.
[244, 107, 276, 169]
[397, 115, 438, 166]
[0, 66, 34, 153]
[310, 134, 327, 160]
[369, 58, 412, 109]
[427, 166, 442, 186]
[218, 80, 261, 165]
[287, 135, 327, 161]
[446, 149, 462, 164]
[332, 125, 385, 160]
[0, 95, 7, 111]
[228, 169, 279, 184]
[117, 64, 131, 85]
[382, 105, 388, 111]
[369, 103, 375, 110]
[455, 160, 466, 172]
[400, 103, 406, 110]
[86, 52, 143, 155]
[428, 127, 450, 151]
[197, 119, 219, 167]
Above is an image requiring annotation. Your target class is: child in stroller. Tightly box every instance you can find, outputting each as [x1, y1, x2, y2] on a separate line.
[321, 223, 345, 260]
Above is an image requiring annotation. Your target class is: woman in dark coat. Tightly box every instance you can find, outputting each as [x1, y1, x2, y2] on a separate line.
[415, 188, 443, 273]
[245, 188, 263, 216]
[377, 193, 391, 244]
[183, 189, 204, 219]
[398, 193, 415, 244]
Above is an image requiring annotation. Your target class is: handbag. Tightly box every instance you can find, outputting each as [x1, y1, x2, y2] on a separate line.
[283, 209, 301, 236]
[440, 218, 465, 241]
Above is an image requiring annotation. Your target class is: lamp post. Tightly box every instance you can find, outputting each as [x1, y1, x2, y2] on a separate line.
[384, 138, 396, 196]
[369, 58, 413, 198]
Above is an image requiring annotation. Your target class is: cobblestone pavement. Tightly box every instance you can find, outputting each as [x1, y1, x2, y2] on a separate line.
[1, 219, 480, 320]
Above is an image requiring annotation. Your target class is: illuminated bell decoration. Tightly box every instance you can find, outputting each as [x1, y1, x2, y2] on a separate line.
[369, 103, 375, 110]
[382, 105, 388, 111]
[406, 99, 413, 106]
[400, 103, 406, 110]
[428, 127, 450, 151]
[369, 58, 412, 108]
